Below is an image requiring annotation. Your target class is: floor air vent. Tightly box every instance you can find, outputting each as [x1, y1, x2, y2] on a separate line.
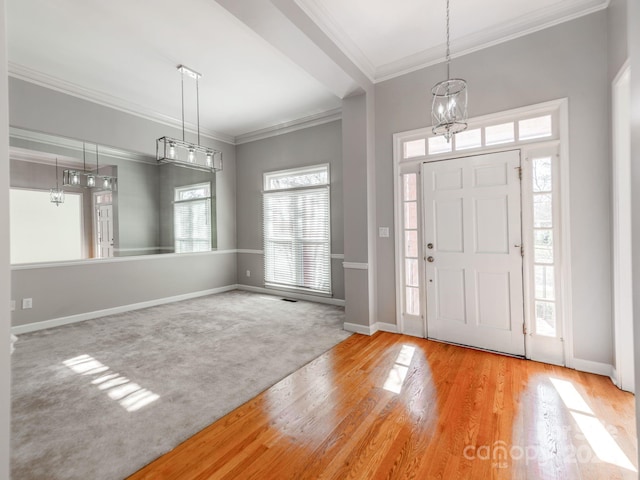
[282, 298, 297, 303]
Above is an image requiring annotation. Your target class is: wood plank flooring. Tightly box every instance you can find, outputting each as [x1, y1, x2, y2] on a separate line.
[128, 332, 637, 480]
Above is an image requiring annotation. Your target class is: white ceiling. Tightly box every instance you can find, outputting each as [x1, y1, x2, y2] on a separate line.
[6, 0, 608, 143]
[297, 0, 609, 81]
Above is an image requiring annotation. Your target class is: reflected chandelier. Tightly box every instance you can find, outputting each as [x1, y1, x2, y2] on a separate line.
[63, 144, 116, 190]
[50, 157, 64, 206]
[431, 0, 468, 142]
[156, 65, 223, 173]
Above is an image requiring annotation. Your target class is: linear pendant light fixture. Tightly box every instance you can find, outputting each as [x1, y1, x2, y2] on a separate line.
[431, 0, 468, 142]
[63, 143, 116, 190]
[156, 65, 223, 173]
[50, 157, 65, 206]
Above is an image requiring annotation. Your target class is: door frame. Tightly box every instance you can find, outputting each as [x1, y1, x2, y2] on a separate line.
[393, 99, 572, 365]
[92, 191, 114, 259]
[612, 60, 634, 392]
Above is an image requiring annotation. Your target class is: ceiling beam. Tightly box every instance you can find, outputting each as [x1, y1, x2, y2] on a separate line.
[215, 0, 371, 99]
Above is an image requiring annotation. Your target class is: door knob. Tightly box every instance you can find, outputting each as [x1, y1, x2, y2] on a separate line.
[427, 256, 435, 263]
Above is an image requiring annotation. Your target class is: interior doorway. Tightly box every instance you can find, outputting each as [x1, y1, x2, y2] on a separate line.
[93, 191, 114, 258]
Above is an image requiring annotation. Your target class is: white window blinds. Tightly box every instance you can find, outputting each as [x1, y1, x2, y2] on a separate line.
[174, 183, 211, 253]
[263, 165, 331, 295]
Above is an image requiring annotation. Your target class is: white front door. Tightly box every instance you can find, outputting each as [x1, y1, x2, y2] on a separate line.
[422, 150, 525, 356]
[96, 204, 114, 258]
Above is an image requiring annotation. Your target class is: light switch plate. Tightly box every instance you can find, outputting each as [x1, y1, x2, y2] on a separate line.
[378, 227, 390, 238]
[22, 298, 32, 309]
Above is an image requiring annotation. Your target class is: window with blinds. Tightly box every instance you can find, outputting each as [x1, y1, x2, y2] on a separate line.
[174, 182, 212, 253]
[263, 165, 331, 295]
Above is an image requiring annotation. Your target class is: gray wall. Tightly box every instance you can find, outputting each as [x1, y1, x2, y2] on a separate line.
[375, 12, 613, 364]
[342, 93, 373, 326]
[608, 0, 628, 81]
[235, 120, 345, 300]
[114, 159, 158, 254]
[11, 253, 236, 326]
[9, 78, 237, 326]
[0, 0, 11, 475]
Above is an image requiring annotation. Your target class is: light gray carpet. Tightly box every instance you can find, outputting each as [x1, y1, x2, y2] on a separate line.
[11, 290, 351, 480]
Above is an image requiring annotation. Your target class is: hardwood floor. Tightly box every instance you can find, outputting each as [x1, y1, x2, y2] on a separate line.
[128, 332, 637, 480]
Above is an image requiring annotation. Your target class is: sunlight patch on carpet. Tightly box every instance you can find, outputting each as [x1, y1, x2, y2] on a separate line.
[64, 354, 159, 412]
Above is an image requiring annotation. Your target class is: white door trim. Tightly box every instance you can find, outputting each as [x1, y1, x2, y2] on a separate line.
[612, 60, 634, 392]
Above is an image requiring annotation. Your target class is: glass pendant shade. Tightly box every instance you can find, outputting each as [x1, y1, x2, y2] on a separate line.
[50, 188, 65, 206]
[157, 136, 223, 172]
[62, 144, 116, 189]
[50, 157, 65, 206]
[431, 78, 468, 141]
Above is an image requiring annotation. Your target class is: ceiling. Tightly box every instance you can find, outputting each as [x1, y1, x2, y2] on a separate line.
[6, 0, 608, 144]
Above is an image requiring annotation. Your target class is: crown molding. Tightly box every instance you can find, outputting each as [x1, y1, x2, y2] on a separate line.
[9, 62, 342, 147]
[294, 0, 376, 83]
[9, 147, 80, 168]
[234, 108, 342, 145]
[374, 0, 609, 82]
[9, 127, 156, 164]
[8, 62, 236, 145]
[296, 0, 608, 84]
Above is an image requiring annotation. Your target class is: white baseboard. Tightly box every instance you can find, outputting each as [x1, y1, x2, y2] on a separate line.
[343, 322, 375, 335]
[572, 358, 615, 379]
[11, 285, 238, 335]
[236, 284, 346, 307]
[610, 367, 620, 388]
[343, 321, 398, 336]
[376, 322, 399, 333]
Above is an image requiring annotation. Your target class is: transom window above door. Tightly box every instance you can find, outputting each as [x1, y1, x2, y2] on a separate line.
[401, 112, 555, 160]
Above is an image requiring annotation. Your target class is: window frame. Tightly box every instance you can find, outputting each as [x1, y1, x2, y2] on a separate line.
[173, 182, 212, 254]
[263, 164, 332, 296]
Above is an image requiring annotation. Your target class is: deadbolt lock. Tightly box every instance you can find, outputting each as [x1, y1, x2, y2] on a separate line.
[427, 243, 434, 249]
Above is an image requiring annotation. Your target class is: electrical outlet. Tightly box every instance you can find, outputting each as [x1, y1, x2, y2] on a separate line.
[22, 298, 33, 309]
[10, 300, 15, 311]
[246, 270, 251, 277]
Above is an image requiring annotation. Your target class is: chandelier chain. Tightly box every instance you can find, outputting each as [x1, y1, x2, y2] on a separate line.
[196, 77, 201, 146]
[181, 72, 185, 142]
[446, 0, 450, 80]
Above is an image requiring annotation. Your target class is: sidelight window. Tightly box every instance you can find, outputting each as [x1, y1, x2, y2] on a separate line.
[530, 154, 559, 337]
